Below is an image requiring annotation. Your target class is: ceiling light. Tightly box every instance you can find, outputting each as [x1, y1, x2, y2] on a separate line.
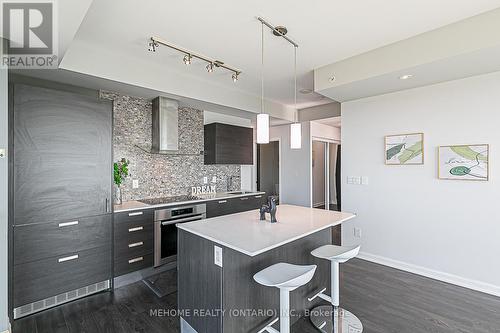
[290, 123, 301, 149]
[148, 36, 242, 80]
[232, 73, 239, 82]
[399, 74, 413, 80]
[148, 41, 158, 52]
[256, 21, 269, 144]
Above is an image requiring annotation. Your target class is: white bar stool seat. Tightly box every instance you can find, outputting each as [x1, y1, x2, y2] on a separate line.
[254, 263, 317, 333]
[308, 244, 363, 333]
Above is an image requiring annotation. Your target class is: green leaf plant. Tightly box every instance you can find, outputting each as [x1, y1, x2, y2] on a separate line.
[114, 158, 130, 187]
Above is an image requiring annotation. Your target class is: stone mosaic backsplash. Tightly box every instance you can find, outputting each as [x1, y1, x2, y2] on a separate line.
[100, 91, 241, 201]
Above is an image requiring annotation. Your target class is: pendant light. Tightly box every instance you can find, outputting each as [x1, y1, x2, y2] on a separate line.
[290, 46, 301, 149]
[256, 22, 270, 144]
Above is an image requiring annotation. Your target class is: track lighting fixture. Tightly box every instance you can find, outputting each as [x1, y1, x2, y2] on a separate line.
[148, 37, 241, 82]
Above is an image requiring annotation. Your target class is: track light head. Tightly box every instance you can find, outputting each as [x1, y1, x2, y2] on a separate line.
[232, 72, 239, 82]
[206, 63, 214, 73]
[183, 54, 192, 65]
[148, 40, 158, 52]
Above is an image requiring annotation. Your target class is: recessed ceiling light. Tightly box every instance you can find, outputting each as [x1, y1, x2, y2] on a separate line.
[299, 88, 313, 94]
[399, 74, 413, 80]
[328, 76, 336, 82]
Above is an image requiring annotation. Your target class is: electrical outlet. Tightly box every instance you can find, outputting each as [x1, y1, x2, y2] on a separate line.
[203, 176, 208, 184]
[361, 176, 369, 185]
[354, 227, 362, 238]
[214, 246, 223, 267]
[212, 176, 217, 183]
[0, 148, 5, 158]
[132, 179, 139, 189]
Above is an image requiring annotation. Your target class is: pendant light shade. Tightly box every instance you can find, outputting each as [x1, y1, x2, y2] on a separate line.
[290, 122, 301, 149]
[256, 113, 270, 144]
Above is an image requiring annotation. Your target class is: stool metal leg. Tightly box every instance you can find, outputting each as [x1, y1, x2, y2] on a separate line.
[280, 289, 290, 333]
[331, 261, 339, 307]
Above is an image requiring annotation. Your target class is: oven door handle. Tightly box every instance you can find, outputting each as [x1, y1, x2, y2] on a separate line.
[161, 215, 205, 225]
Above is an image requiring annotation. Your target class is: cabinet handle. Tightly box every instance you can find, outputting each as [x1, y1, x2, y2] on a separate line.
[240, 197, 249, 201]
[58, 221, 79, 228]
[128, 241, 144, 248]
[128, 226, 143, 232]
[218, 200, 227, 204]
[255, 195, 262, 198]
[106, 198, 110, 213]
[58, 254, 79, 263]
[129, 257, 143, 264]
[128, 211, 144, 217]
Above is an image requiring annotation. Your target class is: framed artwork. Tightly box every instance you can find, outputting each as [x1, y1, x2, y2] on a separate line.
[438, 144, 489, 181]
[385, 133, 424, 165]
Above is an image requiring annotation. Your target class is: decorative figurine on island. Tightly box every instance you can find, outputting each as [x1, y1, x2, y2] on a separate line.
[260, 196, 278, 223]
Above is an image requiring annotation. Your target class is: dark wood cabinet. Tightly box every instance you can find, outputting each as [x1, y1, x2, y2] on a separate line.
[204, 123, 253, 165]
[113, 209, 154, 276]
[206, 194, 265, 218]
[12, 84, 112, 226]
[10, 80, 113, 318]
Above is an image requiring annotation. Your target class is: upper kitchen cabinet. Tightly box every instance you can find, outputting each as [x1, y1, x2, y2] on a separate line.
[204, 122, 253, 165]
[12, 83, 113, 225]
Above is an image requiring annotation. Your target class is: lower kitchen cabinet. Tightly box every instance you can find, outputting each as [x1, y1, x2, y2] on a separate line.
[13, 246, 111, 308]
[206, 194, 266, 218]
[113, 209, 154, 276]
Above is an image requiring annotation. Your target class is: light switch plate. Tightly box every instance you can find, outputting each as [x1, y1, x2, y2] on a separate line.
[361, 176, 369, 185]
[203, 176, 208, 184]
[0, 148, 5, 158]
[212, 176, 217, 183]
[214, 246, 223, 267]
[132, 179, 139, 189]
[354, 227, 362, 238]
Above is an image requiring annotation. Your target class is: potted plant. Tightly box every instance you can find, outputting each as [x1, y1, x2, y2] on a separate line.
[113, 158, 130, 205]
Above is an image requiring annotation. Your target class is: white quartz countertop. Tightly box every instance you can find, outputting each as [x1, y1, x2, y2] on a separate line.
[177, 204, 356, 257]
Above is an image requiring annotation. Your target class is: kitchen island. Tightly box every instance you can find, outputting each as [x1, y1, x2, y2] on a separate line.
[177, 204, 355, 333]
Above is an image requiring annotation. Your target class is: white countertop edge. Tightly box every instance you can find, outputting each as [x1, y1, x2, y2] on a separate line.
[114, 191, 267, 213]
[177, 213, 356, 257]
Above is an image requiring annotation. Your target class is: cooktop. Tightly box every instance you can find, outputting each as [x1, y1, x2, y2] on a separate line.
[138, 195, 201, 206]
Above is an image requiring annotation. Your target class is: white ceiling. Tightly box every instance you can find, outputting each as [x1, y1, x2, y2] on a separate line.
[314, 117, 342, 128]
[60, 0, 500, 111]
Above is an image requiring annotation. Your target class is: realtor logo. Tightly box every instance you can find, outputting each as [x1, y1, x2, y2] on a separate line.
[1, 0, 58, 68]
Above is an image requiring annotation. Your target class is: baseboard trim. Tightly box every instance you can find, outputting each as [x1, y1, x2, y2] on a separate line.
[358, 251, 500, 298]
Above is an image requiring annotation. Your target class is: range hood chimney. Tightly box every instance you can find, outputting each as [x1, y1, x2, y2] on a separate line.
[152, 97, 179, 152]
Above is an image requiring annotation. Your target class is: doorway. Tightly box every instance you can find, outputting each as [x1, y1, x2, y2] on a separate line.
[257, 141, 280, 202]
[312, 139, 341, 244]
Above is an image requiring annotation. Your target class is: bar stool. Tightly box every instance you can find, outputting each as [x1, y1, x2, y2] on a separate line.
[307, 245, 363, 333]
[254, 263, 317, 333]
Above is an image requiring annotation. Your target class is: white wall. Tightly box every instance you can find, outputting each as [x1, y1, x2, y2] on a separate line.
[310, 121, 341, 142]
[0, 39, 9, 331]
[270, 123, 311, 207]
[342, 71, 500, 296]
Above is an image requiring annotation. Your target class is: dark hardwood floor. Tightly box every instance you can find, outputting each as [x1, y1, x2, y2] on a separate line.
[12, 259, 500, 333]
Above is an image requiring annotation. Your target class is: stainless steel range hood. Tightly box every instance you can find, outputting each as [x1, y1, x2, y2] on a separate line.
[152, 96, 179, 152]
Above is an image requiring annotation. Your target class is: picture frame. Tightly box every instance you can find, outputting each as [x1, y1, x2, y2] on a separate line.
[385, 133, 424, 165]
[438, 144, 489, 181]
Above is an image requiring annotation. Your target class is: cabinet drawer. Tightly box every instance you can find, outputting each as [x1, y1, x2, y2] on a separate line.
[14, 214, 111, 265]
[114, 253, 153, 277]
[114, 233, 153, 260]
[13, 246, 111, 307]
[114, 210, 153, 236]
[206, 199, 237, 218]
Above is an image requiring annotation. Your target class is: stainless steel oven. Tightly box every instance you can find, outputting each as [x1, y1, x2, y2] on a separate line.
[154, 203, 206, 267]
